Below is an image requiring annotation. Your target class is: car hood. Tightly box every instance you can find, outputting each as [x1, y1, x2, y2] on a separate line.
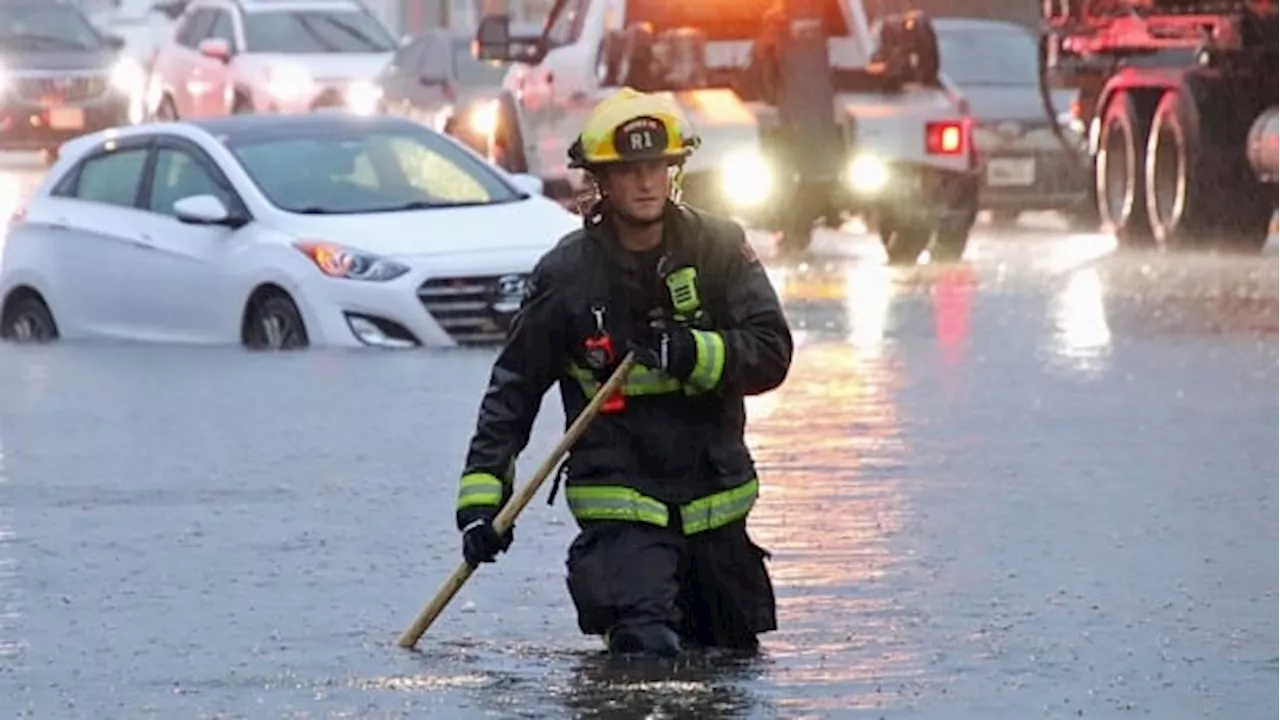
[247, 52, 394, 81]
[273, 194, 581, 259]
[0, 48, 119, 72]
[955, 84, 1078, 122]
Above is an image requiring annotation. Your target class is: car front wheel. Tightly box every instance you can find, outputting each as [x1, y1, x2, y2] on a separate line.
[243, 290, 309, 350]
[1, 292, 59, 343]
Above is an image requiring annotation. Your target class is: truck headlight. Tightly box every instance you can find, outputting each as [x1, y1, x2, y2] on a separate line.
[719, 149, 772, 207]
[267, 63, 315, 101]
[845, 155, 888, 194]
[467, 100, 499, 136]
[110, 58, 146, 97]
[345, 80, 382, 116]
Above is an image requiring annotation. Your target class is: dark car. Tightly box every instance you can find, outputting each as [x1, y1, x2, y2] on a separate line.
[933, 18, 1093, 227]
[378, 29, 510, 161]
[0, 1, 145, 159]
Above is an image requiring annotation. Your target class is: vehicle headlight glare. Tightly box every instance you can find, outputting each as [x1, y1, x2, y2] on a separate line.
[295, 241, 409, 282]
[267, 64, 315, 101]
[719, 150, 772, 206]
[110, 58, 145, 97]
[345, 80, 382, 116]
[467, 101, 499, 136]
[845, 155, 889, 194]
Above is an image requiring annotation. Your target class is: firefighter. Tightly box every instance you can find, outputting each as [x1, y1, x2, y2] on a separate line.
[453, 87, 794, 658]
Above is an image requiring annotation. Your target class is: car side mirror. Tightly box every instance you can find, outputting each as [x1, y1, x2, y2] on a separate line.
[104, 34, 126, 51]
[173, 194, 232, 225]
[197, 37, 232, 63]
[475, 14, 546, 65]
[509, 173, 543, 197]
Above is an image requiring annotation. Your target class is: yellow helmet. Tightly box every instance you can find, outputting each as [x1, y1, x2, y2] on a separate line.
[567, 87, 701, 170]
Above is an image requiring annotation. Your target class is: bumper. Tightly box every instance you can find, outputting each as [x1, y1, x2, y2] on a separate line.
[298, 269, 530, 349]
[977, 151, 1091, 212]
[259, 81, 383, 116]
[856, 162, 980, 232]
[0, 96, 134, 151]
[681, 158, 979, 233]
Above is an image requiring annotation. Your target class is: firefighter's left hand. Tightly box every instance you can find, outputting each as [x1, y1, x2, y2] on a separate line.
[630, 322, 696, 380]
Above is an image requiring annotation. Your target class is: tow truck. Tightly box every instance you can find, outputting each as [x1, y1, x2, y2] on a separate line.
[1038, 0, 1278, 250]
[469, 0, 980, 263]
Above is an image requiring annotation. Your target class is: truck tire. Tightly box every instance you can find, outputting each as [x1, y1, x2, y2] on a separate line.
[931, 226, 971, 263]
[881, 223, 931, 265]
[1096, 92, 1153, 246]
[492, 94, 528, 174]
[1145, 88, 1273, 251]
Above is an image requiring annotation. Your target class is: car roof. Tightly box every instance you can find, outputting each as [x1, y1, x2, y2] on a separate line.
[188, 112, 421, 139]
[58, 113, 424, 160]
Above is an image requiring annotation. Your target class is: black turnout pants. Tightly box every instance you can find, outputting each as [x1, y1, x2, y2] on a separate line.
[565, 518, 777, 649]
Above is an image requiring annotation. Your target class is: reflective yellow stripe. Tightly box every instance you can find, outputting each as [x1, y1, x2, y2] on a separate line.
[680, 478, 758, 534]
[564, 479, 758, 535]
[683, 330, 726, 394]
[457, 472, 504, 509]
[565, 486, 670, 526]
[568, 363, 682, 397]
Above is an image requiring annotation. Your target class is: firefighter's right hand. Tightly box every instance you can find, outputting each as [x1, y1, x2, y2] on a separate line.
[460, 512, 514, 566]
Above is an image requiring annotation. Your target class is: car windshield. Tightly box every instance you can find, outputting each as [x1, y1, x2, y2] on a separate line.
[451, 37, 506, 86]
[0, 6, 105, 51]
[225, 125, 522, 213]
[244, 10, 395, 53]
[936, 26, 1039, 86]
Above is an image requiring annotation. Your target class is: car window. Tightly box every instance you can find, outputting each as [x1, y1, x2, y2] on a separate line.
[148, 148, 232, 216]
[225, 126, 519, 214]
[545, 0, 588, 46]
[176, 8, 215, 48]
[69, 148, 148, 208]
[207, 9, 237, 52]
[0, 5, 106, 52]
[415, 35, 446, 75]
[243, 10, 395, 53]
[936, 27, 1039, 86]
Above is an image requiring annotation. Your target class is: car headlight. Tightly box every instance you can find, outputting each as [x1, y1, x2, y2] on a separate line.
[345, 80, 382, 116]
[295, 241, 409, 282]
[267, 63, 315, 101]
[110, 58, 145, 97]
[467, 100, 499, 136]
[845, 155, 889, 194]
[718, 149, 772, 207]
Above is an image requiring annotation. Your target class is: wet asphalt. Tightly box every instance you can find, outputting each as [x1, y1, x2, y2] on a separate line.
[0, 155, 1277, 718]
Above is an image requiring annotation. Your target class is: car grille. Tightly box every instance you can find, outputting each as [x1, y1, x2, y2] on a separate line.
[12, 74, 109, 104]
[418, 274, 528, 345]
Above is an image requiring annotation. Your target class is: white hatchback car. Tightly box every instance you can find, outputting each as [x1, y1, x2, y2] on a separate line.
[0, 113, 579, 349]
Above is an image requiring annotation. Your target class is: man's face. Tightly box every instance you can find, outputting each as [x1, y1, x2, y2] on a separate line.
[599, 159, 670, 223]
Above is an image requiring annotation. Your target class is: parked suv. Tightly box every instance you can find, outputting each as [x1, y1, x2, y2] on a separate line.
[148, 0, 397, 120]
[0, 1, 146, 158]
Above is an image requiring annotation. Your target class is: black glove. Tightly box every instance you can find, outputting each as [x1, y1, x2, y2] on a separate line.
[629, 322, 697, 380]
[459, 508, 514, 567]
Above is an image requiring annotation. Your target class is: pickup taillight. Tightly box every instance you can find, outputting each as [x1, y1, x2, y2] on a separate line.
[925, 120, 966, 155]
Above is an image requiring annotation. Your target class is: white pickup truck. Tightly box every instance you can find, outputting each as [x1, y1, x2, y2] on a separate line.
[470, 0, 979, 263]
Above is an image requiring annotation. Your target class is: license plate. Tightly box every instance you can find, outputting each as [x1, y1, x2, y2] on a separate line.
[48, 107, 85, 130]
[986, 157, 1036, 187]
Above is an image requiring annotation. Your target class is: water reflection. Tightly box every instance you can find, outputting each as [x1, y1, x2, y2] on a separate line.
[745, 262, 921, 707]
[1044, 267, 1112, 377]
[555, 651, 771, 719]
[0, 437, 23, 668]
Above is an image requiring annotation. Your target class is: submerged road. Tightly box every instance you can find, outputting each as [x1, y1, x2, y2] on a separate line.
[0, 154, 1276, 718]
